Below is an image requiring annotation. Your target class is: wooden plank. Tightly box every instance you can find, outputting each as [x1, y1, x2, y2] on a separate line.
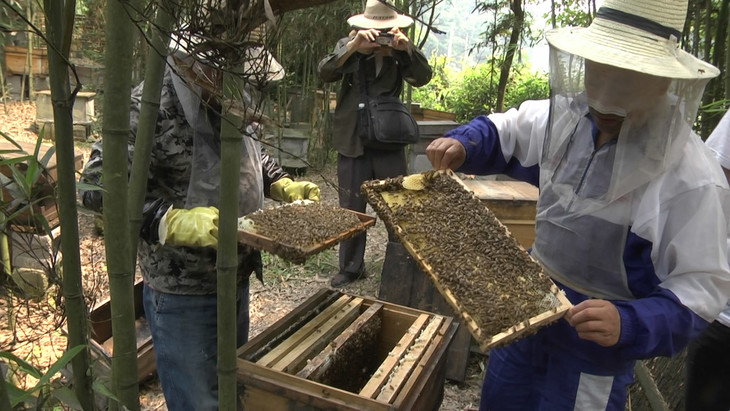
[239, 359, 389, 411]
[379, 241, 470, 382]
[376, 315, 444, 403]
[394, 319, 456, 410]
[239, 289, 337, 360]
[256, 294, 352, 367]
[359, 313, 430, 399]
[297, 302, 383, 380]
[461, 180, 538, 202]
[271, 297, 363, 373]
[501, 220, 537, 249]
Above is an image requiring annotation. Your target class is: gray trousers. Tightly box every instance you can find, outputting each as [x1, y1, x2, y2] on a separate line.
[337, 148, 407, 274]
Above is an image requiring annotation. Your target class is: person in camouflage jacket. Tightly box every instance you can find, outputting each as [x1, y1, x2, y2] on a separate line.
[79, 52, 320, 410]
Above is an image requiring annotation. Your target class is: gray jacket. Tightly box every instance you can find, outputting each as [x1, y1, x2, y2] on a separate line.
[318, 36, 432, 157]
[79, 68, 289, 295]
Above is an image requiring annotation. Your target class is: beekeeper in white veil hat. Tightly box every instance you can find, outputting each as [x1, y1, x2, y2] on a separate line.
[425, 0, 730, 408]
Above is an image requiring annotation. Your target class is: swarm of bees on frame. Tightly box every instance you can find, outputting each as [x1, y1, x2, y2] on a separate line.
[362, 172, 560, 341]
[244, 202, 364, 262]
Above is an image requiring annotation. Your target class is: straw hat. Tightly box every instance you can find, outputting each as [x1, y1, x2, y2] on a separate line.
[545, 0, 719, 79]
[347, 0, 414, 30]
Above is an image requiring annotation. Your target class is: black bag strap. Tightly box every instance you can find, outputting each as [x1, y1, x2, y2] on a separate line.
[357, 55, 369, 108]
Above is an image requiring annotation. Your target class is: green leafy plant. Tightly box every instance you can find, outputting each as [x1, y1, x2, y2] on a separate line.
[1, 345, 85, 409]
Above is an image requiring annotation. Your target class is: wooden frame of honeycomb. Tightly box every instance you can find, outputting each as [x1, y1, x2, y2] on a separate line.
[361, 170, 572, 351]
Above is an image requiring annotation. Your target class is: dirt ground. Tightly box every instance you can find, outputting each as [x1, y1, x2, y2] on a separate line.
[1, 101, 485, 410]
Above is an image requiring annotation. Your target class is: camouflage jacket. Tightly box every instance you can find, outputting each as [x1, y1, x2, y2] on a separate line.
[80, 68, 289, 295]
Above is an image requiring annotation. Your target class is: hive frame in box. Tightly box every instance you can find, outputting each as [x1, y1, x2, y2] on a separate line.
[361, 170, 572, 352]
[237, 289, 457, 410]
[237, 207, 375, 264]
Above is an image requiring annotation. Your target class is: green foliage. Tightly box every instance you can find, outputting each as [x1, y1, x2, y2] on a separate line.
[261, 248, 337, 283]
[503, 66, 550, 110]
[0, 131, 55, 237]
[412, 55, 549, 121]
[1, 345, 85, 409]
[541, 0, 595, 28]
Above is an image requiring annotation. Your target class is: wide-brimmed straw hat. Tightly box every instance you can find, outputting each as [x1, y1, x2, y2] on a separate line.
[347, 0, 414, 30]
[545, 0, 718, 79]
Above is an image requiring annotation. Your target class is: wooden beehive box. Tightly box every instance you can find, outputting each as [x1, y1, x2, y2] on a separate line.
[361, 171, 572, 352]
[88, 279, 156, 384]
[459, 178, 539, 249]
[237, 289, 457, 410]
[4, 45, 49, 76]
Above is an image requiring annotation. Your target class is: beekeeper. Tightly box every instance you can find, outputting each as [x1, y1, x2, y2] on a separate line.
[426, 0, 730, 408]
[79, 44, 320, 410]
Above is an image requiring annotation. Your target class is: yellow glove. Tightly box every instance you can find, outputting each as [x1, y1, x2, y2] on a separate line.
[270, 178, 321, 202]
[159, 206, 219, 248]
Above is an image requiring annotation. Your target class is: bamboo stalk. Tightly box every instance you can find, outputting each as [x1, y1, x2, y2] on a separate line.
[217, 72, 245, 411]
[101, 0, 140, 408]
[43, 1, 94, 409]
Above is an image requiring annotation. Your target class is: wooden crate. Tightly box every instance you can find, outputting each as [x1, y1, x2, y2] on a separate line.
[459, 178, 539, 249]
[4, 45, 49, 76]
[88, 279, 156, 384]
[237, 289, 457, 410]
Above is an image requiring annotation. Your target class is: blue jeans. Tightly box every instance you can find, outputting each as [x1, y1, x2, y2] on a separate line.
[143, 280, 250, 411]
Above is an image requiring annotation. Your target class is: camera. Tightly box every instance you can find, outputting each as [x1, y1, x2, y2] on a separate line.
[375, 32, 394, 47]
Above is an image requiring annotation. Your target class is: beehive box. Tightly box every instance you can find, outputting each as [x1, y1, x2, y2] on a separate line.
[237, 289, 457, 410]
[4, 45, 49, 76]
[407, 120, 459, 174]
[361, 170, 572, 352]
[88, 279, 156, 384]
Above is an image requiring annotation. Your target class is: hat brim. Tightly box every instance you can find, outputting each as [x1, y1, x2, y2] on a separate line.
[545, 22, 719, 80]
[347, 14, 414, 29]
[241, 46, 285, 84]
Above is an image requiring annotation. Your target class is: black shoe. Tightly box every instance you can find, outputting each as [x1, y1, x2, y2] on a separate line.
[330, 268, 366, 287]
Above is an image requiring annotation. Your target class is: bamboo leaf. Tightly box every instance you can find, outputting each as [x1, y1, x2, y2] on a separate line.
[0, 351, 43, 379]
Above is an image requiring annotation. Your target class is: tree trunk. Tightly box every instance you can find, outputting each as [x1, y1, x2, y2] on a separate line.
[102, 0, 140, 409]
[217, 73, 245, 411]
[496, 0, 523, 113]
[43, 1, 94, 409]
[127, 5, 174, 263]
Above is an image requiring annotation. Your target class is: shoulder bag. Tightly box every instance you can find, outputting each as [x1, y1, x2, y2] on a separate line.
[357, 56, 420, 149]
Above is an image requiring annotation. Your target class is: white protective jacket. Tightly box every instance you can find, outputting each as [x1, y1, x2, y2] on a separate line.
[705, 110, 730, 328]
[448, 99, 730, 361]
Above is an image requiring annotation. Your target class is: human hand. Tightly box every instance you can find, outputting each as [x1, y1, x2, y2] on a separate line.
[385, 27, 410, 52]
[270, 178, 321, 202]
[349, 29, 383, 53]
[160, 206, 219, 249]
[426, 137, 467, 171]
[564, 299, 621, 347]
